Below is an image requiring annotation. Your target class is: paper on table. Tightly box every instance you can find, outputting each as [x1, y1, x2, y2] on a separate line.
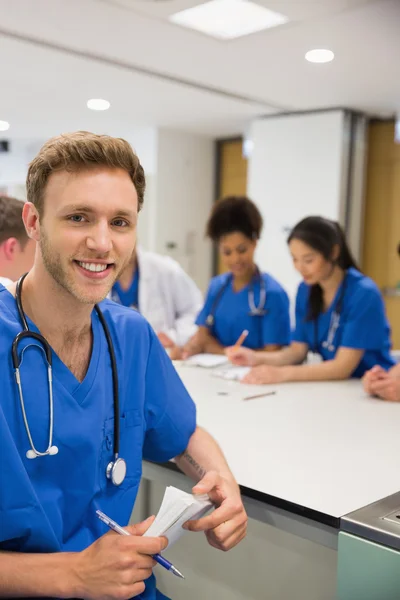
[143, 486, 213, 547]
[212, 365, 251, 381]
[183, 353, 228, 368]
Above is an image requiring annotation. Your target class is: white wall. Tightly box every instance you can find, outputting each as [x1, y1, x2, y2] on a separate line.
[247, 110, 362, 306]
[0, 128, 214, 292]
[0, 138, 46, 198]
[148, 128, 214, 292]
[0, 128, 158, 197]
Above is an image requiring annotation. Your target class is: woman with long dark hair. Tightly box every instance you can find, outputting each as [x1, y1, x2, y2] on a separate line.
[227, 216, 395, 384]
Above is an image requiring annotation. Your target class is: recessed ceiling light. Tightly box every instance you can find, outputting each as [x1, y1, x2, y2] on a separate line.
[169, 0, 288, 40]
[305, 49, 334, 64]
[0, 120, 10, 131]
[87, 98, 111, 111]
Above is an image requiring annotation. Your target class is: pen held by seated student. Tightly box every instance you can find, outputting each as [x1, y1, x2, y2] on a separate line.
[234, 329, 249, 348]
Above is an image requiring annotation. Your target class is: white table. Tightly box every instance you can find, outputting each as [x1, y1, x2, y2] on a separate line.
[139, 367, 400, 600]
[171, 365, 400, 522]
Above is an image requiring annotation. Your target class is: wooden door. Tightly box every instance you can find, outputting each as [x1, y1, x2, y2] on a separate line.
[362, 121, 400, 350]
[216, 139, 248, 274]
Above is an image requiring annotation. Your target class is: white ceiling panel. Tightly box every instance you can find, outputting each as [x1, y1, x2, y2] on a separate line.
[0, 0, 398, 138]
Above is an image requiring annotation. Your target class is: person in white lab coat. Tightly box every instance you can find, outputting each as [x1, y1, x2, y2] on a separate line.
[0, 195, 36, 287]
[111, 246, 203, 358]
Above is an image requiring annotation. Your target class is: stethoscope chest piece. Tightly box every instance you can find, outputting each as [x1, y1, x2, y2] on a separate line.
[106, 457, 127, 486]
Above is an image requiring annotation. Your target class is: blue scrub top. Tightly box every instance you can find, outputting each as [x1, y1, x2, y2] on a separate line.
[292, 268, 395, 377]
[196, 272, 290, 349]
[0, 285, 196, 600]
[112, 267, 139, 308]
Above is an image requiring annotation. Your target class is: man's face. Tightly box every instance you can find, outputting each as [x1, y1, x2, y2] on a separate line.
[35, 167, 138, 304]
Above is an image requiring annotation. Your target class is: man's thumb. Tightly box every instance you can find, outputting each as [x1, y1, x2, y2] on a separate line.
[125, 515, 156, 536]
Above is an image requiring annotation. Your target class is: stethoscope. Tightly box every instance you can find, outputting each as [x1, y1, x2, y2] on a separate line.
[205, 268, 267, 347]
[313, 274, 347, 353]
[11, 273, 127, 486]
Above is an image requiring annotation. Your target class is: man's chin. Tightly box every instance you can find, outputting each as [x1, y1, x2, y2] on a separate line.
[71, 283, 113, 306]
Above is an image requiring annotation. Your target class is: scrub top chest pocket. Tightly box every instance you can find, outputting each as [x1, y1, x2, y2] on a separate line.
[99, 409, 144, 492]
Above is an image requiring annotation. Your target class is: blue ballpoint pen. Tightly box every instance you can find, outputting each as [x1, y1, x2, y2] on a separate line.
[96, 510, 185, 579]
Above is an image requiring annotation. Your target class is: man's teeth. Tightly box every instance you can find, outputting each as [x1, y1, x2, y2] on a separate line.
[78, 262, 108, 273]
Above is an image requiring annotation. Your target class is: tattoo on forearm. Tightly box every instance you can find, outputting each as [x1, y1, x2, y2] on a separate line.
[181, 450, 206, 479]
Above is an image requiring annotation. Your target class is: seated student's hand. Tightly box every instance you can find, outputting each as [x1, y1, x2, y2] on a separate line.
[369, 376, 400, 402]
[242, 365, 287, 384]
[182, 340, 203, 360]
[157, 332, 174, 348]
[72, 516, 167, 600]
[225, 346, 259, 367]
[362, 365, 388, 394]
[168, 345, 183, 361]
[183, 471, 247, 552]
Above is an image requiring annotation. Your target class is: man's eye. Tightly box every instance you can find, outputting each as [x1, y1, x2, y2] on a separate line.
[69, 215, 85, 223]
[113, 219, 128, 227]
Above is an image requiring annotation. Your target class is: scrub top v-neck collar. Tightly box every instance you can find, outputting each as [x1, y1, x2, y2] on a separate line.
[0, 286, 103, 406]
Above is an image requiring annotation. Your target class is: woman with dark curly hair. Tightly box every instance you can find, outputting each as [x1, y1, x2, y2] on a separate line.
[182, 196, 290, 358]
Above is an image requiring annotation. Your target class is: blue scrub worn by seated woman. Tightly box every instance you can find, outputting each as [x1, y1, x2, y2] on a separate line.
[0, 284, 196, 600]
[293, 267, 395, 377]
[196, 271, 291, 349]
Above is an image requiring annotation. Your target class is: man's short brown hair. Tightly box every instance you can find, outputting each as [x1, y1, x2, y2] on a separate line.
[0, 195, 28, 246]
[26, 131, 146, 216]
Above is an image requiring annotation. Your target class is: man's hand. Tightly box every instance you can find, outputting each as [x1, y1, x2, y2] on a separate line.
[70, 516, 167, 600]
[183, 471, 247, 552]
[242, 365, 287, 384]
[225, 346, 260, 367]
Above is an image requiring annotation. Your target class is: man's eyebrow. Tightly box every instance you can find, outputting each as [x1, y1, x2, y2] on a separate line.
[60, 204, 137, 219]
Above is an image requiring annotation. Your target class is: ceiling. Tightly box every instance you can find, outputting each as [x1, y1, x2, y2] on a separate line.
[0, 0, 399, 139]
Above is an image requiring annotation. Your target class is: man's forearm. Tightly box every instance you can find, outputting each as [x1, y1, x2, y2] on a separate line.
[0, 551, 78, 598]
[175, 426, 237, 485]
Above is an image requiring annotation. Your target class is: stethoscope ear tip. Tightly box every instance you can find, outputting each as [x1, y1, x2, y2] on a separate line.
[26, 446, 59, 459]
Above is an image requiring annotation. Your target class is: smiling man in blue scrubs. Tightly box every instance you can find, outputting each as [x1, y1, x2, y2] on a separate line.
[0, 132, 247, 599]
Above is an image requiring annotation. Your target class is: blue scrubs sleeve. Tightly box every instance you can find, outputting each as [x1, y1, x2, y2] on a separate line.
[292, 285, 309, 343]
[143, 328, 196, 463]
[263, 289, 290, 345]
[195, 280, 217, 327]
[340, 287, 389, 350]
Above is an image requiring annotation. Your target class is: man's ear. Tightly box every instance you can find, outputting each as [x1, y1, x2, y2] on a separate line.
[2, 238, 20, 261]
[22, 202, 41, 242]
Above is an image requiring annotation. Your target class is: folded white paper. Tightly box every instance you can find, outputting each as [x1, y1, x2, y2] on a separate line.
[183, 353, 228, 368]
[143, 486, 213, 546]
[212, 365, 250, 381]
